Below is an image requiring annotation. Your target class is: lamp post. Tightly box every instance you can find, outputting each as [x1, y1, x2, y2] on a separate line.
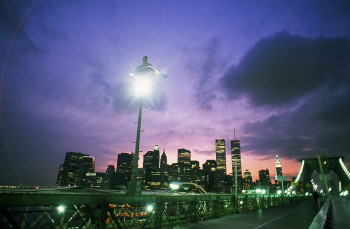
[126, 56, 159, 195]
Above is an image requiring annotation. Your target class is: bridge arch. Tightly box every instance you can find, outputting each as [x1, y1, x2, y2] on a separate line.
[291, 156, 350, 195]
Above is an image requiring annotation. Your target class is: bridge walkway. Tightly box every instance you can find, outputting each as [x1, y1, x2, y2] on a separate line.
[175, 198, 326, 229]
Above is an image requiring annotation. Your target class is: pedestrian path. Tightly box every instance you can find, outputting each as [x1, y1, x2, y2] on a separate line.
[175, 198, 324, 229]
[310, 197, 350, 229]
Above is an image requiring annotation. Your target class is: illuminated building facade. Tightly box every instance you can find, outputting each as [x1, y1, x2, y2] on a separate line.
[178, 148, 191, 163]
[190, 160, 201, 184]
[243, 169, 253, 190]
[56, 152, 89, 186]
[216, 139, 226, 187]
[168, 163, 180, 182]
[275, 155, 283, 176]
[144, 144, 161, 190]
[231, 140, 243, 191]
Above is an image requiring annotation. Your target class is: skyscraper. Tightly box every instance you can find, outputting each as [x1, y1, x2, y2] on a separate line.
[203, 160, 217, 192]
[231, 140, 243, 191]
[160, 149, 167, 170]
[178, 148, 191, 163]
[154, 144, 160, 168]
[144, 144, 161, 190]
[143, 144, 160, 169]
[259, 169, 272, 187]
[216, 139, 226, 179]
[160, 149, 168, 189]
[243, 169, 253, 190]
[275, 155, 283, 176]
[116, 153, 134, 187]
[102, 165, 116, 189]
[77, 156, 95, 187]
[56, 152, 89, 186]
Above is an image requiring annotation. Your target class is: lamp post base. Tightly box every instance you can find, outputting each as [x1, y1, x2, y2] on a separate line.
[126, 180, 142, 195]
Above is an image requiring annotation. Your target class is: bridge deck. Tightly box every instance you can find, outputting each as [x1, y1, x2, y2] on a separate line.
[175, 198, 325, 229]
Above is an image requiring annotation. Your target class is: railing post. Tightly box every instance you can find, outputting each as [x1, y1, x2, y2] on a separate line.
[212, 197, 220, 218]
[190, 200, 198, 223]
[155, 197, 164, 229]
[91, 204, 107, 229]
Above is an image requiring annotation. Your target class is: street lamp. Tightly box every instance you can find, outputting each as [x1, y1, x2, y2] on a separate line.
[126, 56, 160, 195]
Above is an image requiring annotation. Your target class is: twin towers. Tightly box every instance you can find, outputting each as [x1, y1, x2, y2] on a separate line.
[215, 138, 242, 190]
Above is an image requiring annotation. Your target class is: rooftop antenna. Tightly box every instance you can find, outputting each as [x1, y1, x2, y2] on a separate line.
[234, 128, 236, 140]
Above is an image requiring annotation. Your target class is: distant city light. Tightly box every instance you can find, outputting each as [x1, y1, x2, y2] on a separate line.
[277, 190, 282, 195]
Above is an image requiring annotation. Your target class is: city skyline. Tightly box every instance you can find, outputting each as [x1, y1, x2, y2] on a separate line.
[1, 1, 350, 186]
[55, 140, 301, 184]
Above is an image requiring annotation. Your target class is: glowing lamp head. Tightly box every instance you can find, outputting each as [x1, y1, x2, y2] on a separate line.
[135, 77, 152, 97]
[57, 205, 65, 213]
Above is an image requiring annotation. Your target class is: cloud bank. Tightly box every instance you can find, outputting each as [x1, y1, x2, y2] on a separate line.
[221, 31, 350, 158]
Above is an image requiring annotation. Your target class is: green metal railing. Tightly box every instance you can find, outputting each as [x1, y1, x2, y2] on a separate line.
[0, 189, 306, 228]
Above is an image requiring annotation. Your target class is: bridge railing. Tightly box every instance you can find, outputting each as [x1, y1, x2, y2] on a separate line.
[0, 191, 306, 228]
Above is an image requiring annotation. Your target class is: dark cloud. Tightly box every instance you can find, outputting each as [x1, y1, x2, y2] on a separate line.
[222, 32, 350, 159]
[0, 0, 23, 34]
[242, 87, 350, 159]
[221, 31, 350, 107]
[0, 0, 45, 58]
[185, 37, 225, 110]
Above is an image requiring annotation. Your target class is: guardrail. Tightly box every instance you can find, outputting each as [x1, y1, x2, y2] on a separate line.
[0, 190, 307, 228]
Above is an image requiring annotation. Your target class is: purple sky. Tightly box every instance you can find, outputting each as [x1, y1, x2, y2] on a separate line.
[1, 0, 350, 186]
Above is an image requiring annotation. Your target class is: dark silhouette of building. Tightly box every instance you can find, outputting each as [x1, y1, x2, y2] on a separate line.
[216, 139, 226, 188]
[224, 174, 234, 193]
[231, 140, 243, 192]
[116, 153, 134, 188]
[160, 149, 168, 189]
[259, 169, 272, 189]
[203, 160, 217, 192]
[160, 149, 167, 170]
[102, 165, 116, 189]
[77, 156, 95, 187]
[56, 152, 89, 186]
